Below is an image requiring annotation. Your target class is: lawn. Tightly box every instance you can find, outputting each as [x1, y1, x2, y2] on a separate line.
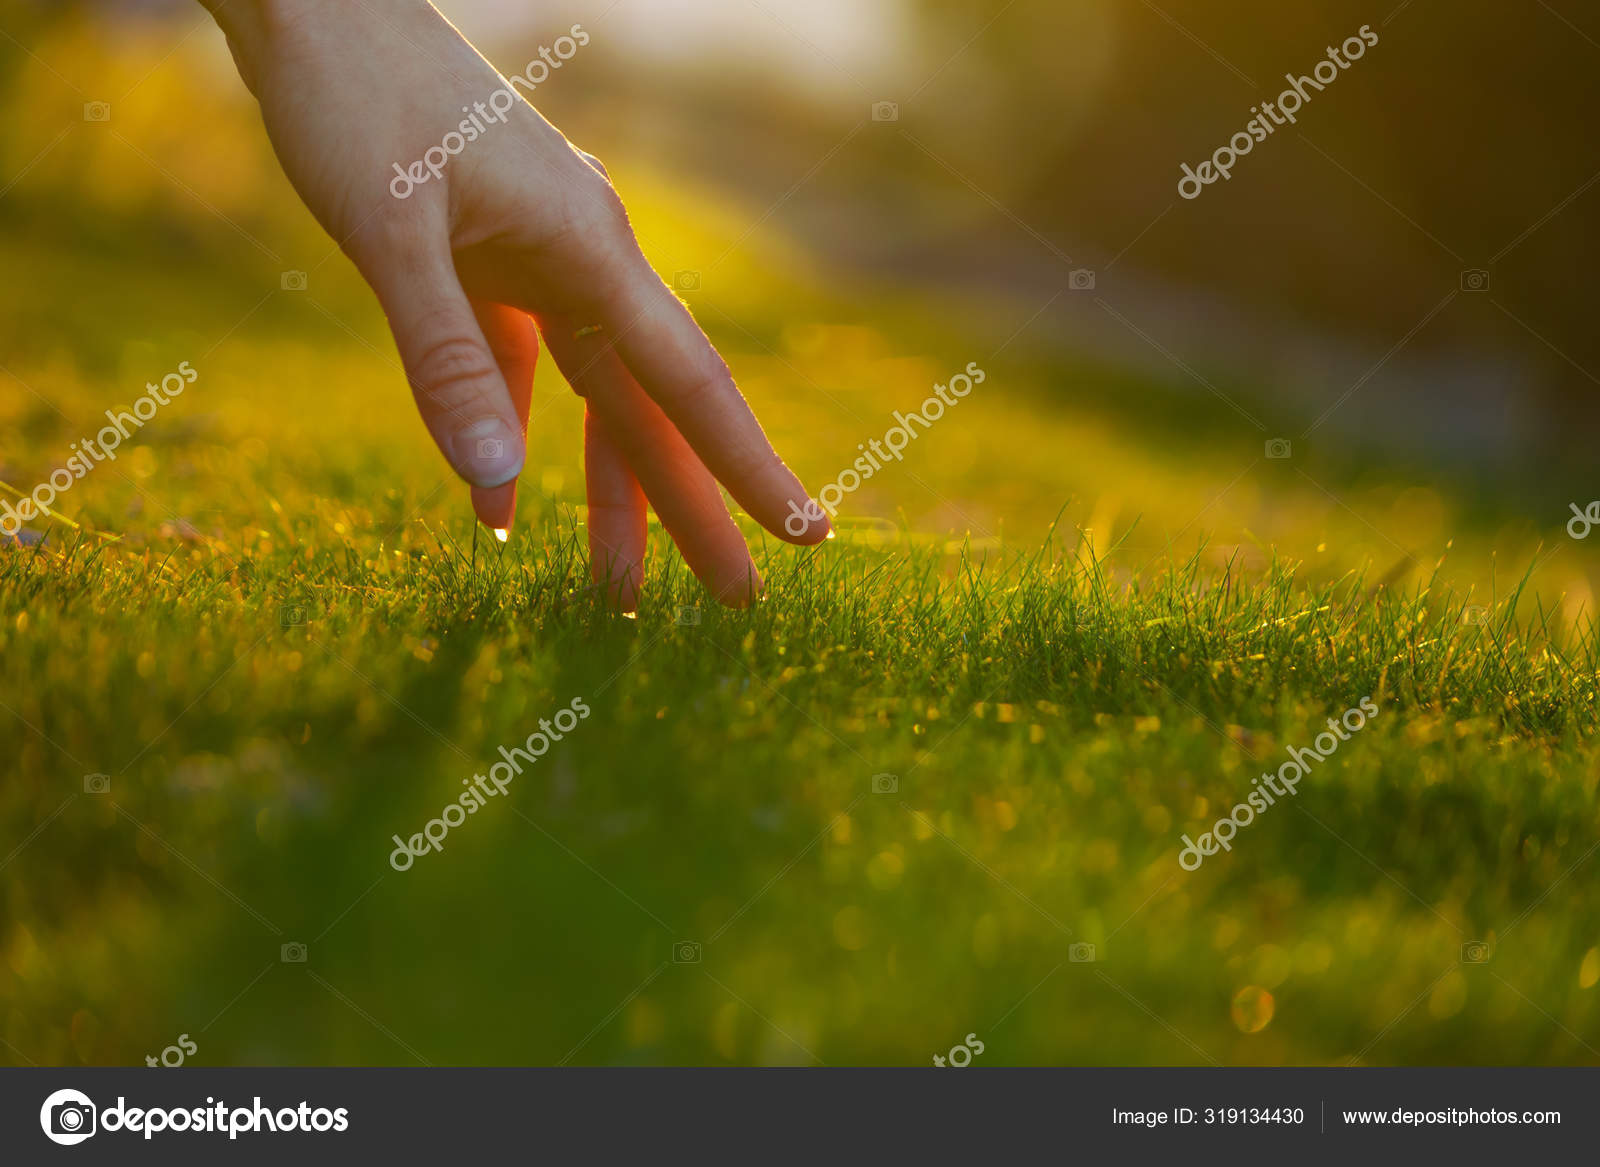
[3, 14, 1600, 1067]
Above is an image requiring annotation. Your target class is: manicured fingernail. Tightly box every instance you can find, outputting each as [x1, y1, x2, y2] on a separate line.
[493, 529, 509, 543]
[456, 418, 524, 487]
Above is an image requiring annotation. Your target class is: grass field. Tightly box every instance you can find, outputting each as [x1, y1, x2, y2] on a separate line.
[3, 16, 1600, 1067]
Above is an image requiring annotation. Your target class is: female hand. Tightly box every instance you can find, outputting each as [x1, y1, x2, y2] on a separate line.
[201, 0, 831, 610]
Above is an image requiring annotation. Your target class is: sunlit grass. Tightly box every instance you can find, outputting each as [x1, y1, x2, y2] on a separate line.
[4, 504, 1599, 1065]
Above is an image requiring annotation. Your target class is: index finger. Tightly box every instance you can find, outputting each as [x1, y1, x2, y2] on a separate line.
[596, 260, 832, 545]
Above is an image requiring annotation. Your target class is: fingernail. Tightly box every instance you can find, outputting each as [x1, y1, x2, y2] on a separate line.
[456, 418, 524, 488]
[471, 482, 517, 532]
[810, 502, 834, 542]
[783, 497, 833, 543]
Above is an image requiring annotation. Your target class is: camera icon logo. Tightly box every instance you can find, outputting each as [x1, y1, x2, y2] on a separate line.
[673, 940, 702, 964]
[476, 437, 505, 461]
[870, 772, 898, 795]
[871, 100, 900, 122]
[281, 942, 308, 963]
[40, 1088, 97, 1145]
[672, 270, 701, 292]
[675, 605, 701, 627]
[1459, 269, 1490, 293]
[280, 270, 308, 292]
[1461, 940, 1490, 963]
[1265, 438, 1292, 459]
[83, 773, 111, 795]
[1068, 268, 1096, 291]
[1069, 942, 1097, 962]
[280, 604, 307, 628]
[83, 102, 111, 122]
[1462, 605, 1489, 626]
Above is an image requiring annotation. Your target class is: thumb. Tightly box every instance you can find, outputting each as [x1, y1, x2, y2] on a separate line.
[366, 239, 526, 488]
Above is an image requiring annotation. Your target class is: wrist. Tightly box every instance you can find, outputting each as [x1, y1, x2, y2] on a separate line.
[198, 0, 309, 39]
[196, 1, 310, 79]
[200, 0, 442, 67]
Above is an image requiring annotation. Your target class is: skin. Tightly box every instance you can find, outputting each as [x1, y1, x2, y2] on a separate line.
[198, 0, 831, 611]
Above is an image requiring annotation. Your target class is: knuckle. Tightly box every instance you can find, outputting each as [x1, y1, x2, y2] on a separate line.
[573, 193, 631, 248]
[349, 200, 438, 265]
[409, 332, 498, 408]
[576, 149, 610, 181]
[565, 166, 631, 235]
[723, 439, 782, 486]
[677, 362, 733, 410]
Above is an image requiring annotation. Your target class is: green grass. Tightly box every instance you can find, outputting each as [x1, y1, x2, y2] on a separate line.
[4, 511, 1599, 1066]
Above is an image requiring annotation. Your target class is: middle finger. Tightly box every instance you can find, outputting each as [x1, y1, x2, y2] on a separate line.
[540, 312, 765, 607]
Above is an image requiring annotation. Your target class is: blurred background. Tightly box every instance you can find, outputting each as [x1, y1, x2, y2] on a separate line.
[2, 0, 1599, 1067]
